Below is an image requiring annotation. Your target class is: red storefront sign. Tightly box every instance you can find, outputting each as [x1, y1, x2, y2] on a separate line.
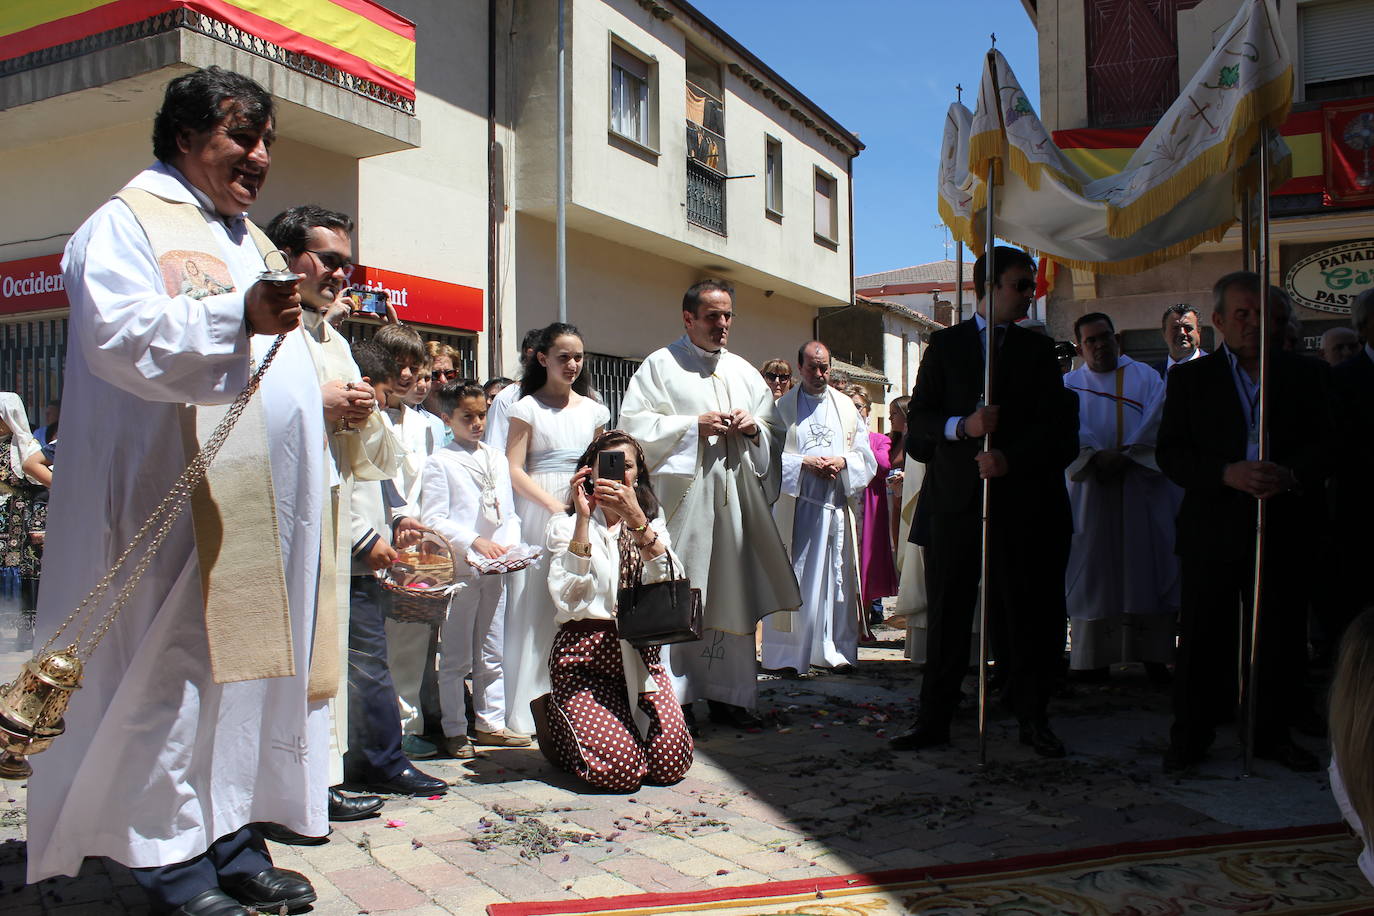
[350, 266, 483, 332]
[0, 254, 66, 316]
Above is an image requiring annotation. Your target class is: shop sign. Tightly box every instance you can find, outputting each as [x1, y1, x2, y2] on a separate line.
[351, 266, 483, 332]
[0, 253, 66, 316]
[1284, 240, 1374, 314]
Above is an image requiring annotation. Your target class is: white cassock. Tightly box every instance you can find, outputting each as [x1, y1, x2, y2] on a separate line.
[28, 164, 328, 880]
[1063, 355, 1179, 669]
[764, 387, 875, 671]
[619, 336, 801, 708]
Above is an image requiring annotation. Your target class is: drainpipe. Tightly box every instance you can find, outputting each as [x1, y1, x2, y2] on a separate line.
[486, 0, 501, 376]
[556, 0, 567, 323]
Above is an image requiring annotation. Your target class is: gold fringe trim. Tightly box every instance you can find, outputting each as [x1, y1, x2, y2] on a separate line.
[968, 128, 1005, 182]
[1103, 67, 1293, 239]
[937, 195, 983, 251]
[1005, 142, 1085, 195]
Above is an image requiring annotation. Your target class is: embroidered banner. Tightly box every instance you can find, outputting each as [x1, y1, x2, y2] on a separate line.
[1323, 99, 1374, 207]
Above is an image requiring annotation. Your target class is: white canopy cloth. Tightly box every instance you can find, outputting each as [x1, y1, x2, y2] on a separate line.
[941, 0, 1292, 275]
[28, 164, 329, 880]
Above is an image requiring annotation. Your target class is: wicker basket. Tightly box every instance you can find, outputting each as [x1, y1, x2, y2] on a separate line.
[381, 532, 458, 626]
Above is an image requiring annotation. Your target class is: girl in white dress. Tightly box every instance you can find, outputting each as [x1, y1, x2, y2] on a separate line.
[503, 323, 609, 735]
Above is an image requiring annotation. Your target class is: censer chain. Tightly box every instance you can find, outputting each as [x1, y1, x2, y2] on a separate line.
[39, 334, 287, 661]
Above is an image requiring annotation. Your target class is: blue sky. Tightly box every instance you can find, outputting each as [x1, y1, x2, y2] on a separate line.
[690, 0, 1040, 276]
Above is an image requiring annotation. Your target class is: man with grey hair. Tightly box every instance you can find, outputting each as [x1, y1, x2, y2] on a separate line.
[1321, 326, 1361, 366]
[1158, 271, 1335, 775]
[1159, 303, 1206, 376]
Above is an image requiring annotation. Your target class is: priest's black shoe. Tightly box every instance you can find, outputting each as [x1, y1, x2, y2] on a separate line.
[707, 700, 764, 729]
[1255, 739, 1320, 773]
[681, 704, 700, 739]
[1018, 721, 1067, 758]
[257, 822, 331, 846]
[330, 787, 384, 821]
[350, 765, 449, 797]
[221, 867, 317, 913]
[889, 724, 949, 751]
[171, 888, 250, 916]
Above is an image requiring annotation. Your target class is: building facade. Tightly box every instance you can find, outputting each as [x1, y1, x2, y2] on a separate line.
[1022, 0, 1374, 360]
[0, 0, 861, 422]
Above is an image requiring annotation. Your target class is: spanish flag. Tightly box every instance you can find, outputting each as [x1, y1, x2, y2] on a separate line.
[0, 0, 416, 101]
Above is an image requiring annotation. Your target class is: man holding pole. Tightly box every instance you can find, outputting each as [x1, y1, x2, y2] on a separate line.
[1158, 272, 1333, 775]
[891, 246, 1078, 758]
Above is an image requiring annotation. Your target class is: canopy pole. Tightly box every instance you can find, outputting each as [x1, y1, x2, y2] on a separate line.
[977, 40, 999, 768]
[1242, 126, 1273, 778]
[955, 242, 965, 323]
[556, 0, 567, 323]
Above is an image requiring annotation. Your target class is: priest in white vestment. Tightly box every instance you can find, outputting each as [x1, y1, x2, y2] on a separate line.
[1063, 313, 1179, 675]
[764, 342, 876, 673]
[619, 280, 801, 728]
[28, 69, 325, 916]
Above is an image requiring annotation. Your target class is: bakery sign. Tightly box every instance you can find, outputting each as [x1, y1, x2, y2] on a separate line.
[1284, 240, 1374, 314]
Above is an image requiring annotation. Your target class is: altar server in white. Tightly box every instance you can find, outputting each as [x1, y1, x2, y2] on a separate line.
[764, 342, 876, 674]
[619, 279, 801, 729]
[30, 68, 325, 916]
[421, 381, 523, 757]
[1063, 313, 1178, 675]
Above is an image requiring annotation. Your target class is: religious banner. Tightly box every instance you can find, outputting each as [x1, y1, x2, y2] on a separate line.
[942, 0, 1292, 275]
[1323, 99, 1374, 207]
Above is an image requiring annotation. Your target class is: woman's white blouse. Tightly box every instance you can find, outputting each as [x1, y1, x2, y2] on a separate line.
[545, 511, 677, 625]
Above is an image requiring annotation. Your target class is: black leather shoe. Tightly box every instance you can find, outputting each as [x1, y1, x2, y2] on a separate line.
[1019, 721, 1067, 758]
[257, 822, 331, 846]
[681, 704, 700, 739]
[330, 787, 384, 821]
[1162, 742, 1207, 775]
[172, 888, 250, 916]
[221, 867, 316, 913]
[889, 724, 950, 751]
[706, 700, 765, 729]
[350, 765, 449, 797]
[1255, 739, 1321, 773]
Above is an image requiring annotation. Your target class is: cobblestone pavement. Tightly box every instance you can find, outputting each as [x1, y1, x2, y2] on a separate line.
[0, 628, 1340, 915]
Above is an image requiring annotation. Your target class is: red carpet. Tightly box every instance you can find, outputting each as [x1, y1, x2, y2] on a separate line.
[490, 823, 1374, 915]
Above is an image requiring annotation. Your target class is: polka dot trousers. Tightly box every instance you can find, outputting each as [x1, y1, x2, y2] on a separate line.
[546, 621, 693, 792]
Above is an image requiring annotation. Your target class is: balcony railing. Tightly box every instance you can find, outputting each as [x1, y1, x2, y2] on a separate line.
[686, 121, 727, 174]
[687, 159, 726, 236]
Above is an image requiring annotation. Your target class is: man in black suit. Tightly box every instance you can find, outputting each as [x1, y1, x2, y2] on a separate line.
[1158, 271, 1334, 774]
[891, 246, 1079, 758]
[1332, 289, 1374, 620]
[1155, 304, 1207, 377]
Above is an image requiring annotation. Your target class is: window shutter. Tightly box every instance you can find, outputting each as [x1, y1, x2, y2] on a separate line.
[612, 45, 649, 81]
[1302, 0, 1374, 85]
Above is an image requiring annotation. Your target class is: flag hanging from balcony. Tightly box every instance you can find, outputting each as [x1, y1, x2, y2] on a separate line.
[940, 0, 1293, 275]
[0, 0, 416, 102]
[1323, 99, 1374, 207]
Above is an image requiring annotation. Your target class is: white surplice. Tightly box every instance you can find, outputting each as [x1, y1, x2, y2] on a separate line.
[764, 387, 875, 671]
[1063, 355, 1178, 669]
[28, 164, 328, 881]
[619, 336, 801, 708]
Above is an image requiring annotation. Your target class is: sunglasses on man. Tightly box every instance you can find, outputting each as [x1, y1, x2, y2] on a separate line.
[432, 368, 460, 382]
[306, 249, 355, 279]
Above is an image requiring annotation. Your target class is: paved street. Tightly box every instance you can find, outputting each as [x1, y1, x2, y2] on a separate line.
[0, 626, 1341, 915]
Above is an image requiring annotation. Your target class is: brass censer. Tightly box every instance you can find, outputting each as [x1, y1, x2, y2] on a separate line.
[0, 648, 82, 779]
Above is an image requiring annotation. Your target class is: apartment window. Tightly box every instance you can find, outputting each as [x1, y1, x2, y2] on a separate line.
[1301, 0, 1374, 101]
[765, 136, 783, 217]
[610, 42, 654, 148]
[814, 168, 838, 245]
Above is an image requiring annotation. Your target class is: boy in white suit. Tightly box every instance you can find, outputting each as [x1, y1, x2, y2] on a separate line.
[421, 382, 529, 757]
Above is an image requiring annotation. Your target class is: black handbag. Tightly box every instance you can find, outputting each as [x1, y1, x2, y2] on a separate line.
[615, 548, 703, 649]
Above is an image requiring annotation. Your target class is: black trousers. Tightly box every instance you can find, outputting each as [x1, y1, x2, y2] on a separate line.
[343, 575, 407, 781]
[129, 825, 270, 911]
[1170, 549, 1306, 752]
[918, 510, 1068, 731]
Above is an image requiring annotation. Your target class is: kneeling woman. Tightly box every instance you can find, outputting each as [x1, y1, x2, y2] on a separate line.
[543, 431, 693, 792]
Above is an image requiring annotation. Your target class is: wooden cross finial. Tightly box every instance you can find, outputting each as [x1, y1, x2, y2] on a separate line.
[956, 83, 963, 102]
[990, 33, 997, 48]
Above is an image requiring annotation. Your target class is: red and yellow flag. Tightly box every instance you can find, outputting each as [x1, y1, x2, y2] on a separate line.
[0, 0, 416, 101]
